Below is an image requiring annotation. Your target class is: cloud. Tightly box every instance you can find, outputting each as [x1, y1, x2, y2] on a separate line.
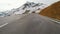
[0, 0, 27, 11]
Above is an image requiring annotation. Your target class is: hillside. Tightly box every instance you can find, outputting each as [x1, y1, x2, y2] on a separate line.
[39, 1, 60, 20]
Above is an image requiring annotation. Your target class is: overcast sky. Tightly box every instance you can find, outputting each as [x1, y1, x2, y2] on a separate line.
[0, 0, 59, 12]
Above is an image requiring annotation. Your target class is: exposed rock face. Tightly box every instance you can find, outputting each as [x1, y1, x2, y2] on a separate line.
[40, 1, 60, 20]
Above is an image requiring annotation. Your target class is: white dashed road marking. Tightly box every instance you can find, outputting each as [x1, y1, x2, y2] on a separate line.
[0, 23, 8, 28]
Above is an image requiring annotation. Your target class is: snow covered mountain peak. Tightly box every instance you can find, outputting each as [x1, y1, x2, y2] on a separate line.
[0, 1, 47, 17]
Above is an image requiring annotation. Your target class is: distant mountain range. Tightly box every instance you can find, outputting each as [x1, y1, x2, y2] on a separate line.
[0, 1, 47, 17]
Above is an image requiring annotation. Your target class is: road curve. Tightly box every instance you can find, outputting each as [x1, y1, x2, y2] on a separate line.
[0, 13, 60, 34]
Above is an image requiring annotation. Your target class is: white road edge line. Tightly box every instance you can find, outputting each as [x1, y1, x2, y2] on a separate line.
[0, 23, 8, 28]
[49, 19, 60, 24]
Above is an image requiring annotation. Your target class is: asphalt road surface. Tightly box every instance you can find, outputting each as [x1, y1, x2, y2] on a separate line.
[0, 13, 60, 34]
[0, 14, 27, 26]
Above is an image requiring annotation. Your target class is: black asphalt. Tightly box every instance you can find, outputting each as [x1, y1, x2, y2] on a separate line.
[0, 13, 60, 34]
